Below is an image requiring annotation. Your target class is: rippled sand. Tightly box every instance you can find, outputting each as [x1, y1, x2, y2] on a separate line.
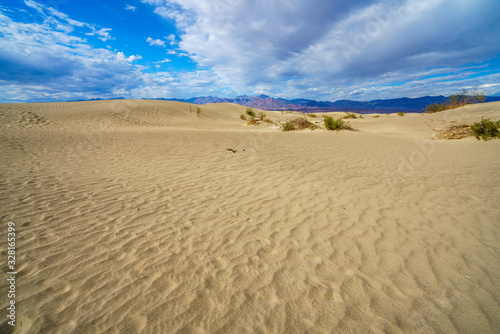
[1, 100, 499, 333]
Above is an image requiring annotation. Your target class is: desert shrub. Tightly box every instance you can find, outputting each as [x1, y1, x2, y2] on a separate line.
[397, 112, 406, 116]
[262, 118, 274, 124]
[435, 123, 472, 140]
[240, 114, 247, 120]
[343, 112, 358, 119]
[246, 108, 256, 117]
[425, 89, 486, 113]
[324, 116, 351, 130]
[373, 115, 380, 118]
[292, 117, 319, 130]
[359, 114, 364, 118]
[247, 118, 260, 126]
[196, 107, 201, 117]
[308, 113, 317, 118]
[278, 117, 317, 131]
[258, 111, 267, 120]
[280, 121, 296, 131]
[471, 117, 500, 140]
[425, 103, 447, 113]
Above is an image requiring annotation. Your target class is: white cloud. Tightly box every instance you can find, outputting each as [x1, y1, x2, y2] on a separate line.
[127, 54, 143, 62]
[154, 58, 172, 63]
[125, 4, 137, 12]
[146, 37, 166, 47]
[86, 27, 114, 42]
[166, 33, 176, 46]
[141, 0, 500, 100]
[0, 5, 142, 102]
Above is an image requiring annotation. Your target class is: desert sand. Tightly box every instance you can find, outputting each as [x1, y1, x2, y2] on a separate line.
[1, 100, 499, 333]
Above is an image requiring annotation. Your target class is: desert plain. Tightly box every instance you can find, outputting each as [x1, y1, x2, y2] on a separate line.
[1, 100, 500, 333]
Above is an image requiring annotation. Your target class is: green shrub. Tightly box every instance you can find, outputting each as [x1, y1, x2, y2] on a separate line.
[258, 111, 266, 120]
[425, 89, 486, 113]
[280, 121, 296, 131]
[397, 112, 406, 116]
[343, 112, 358, 119]
[246, 108, 256, 117]
[240, 114, 247, 120]
[471, 117, 500, 140]
[278, 117, 318, 131]
[324, 116, 350, 130]
[425, 102, 448, 113]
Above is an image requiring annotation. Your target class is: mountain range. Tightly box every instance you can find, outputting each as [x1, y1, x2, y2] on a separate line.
[161, 94, 500, 113]
[79, 94, 500, 113]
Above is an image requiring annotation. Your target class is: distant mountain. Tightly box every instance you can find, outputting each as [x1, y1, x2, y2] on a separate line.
[161, 95, 500, 113]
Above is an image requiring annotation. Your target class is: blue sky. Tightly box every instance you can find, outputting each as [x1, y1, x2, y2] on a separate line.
[0, 0, 500, 103]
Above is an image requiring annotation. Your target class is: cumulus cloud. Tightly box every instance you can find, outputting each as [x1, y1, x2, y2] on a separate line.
[0, 1, 229, 102]
[2, 0, 499, 102]
[141, 0, 500, 100]
[0, 5, 142, 102]
[146, 37, 166, 47]
[166, 33, 177, 46]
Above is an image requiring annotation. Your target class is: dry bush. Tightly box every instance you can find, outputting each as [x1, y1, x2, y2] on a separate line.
[291, 117, 319, 130]
[247, 118, 260, 126]
[435, 122, 472, 139]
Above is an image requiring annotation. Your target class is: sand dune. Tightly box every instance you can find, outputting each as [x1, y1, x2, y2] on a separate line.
[1, 100, 500, 333]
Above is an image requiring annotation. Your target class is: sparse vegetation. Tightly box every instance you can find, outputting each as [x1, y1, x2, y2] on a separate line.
[433, 118, 499, 140]
[196, 107, 201, 117]
[425, 89, 486, 113]
[247, 118, 260, 126]
[373, 115, 380, 118]
[343, 112, 358, 119]
[307, 113, 317, 118]
[246, 114, 274, 126]
[397, 112, 406, 116]
[246, 108, 256, 117]
[435, 123, 472, 140]
[278, 117, 318, 131]
[471, 117, 500, 140]
[293, 117, 319, 130]
[240, 114, 247, 120]
[324, 116, 351, 131]
[280, 121, 296, 131]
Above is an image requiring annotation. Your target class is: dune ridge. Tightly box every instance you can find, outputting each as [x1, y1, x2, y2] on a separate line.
[1, 100, 500, 333]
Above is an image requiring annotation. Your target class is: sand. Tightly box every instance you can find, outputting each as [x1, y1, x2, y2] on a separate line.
[1, 100, 500, 333]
